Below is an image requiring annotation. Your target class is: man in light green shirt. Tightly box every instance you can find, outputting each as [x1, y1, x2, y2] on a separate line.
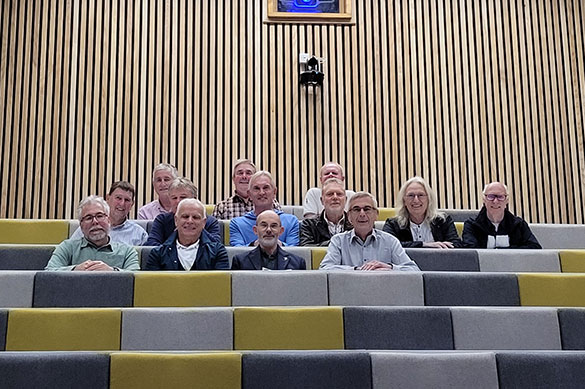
[45, 195, 140, 271]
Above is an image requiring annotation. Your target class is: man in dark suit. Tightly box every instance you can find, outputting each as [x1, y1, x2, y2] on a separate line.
[231, 210, 306, 270]
[145, 199, 229, 270]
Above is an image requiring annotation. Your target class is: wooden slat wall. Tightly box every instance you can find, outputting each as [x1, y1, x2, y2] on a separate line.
[0, 0, 584, 223]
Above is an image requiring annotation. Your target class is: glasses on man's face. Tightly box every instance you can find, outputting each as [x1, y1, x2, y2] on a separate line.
[81, 212, 108, 223]
[349, 206, 376, 214]
[405, 193, 427, 200]
[484, 194, 507, 201]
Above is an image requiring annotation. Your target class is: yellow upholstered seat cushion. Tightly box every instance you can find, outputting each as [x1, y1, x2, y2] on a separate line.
[377, 208, 396, 221]
[455, 222, 464, 237]
[224, 222, 230, 246]
[110, 352, 242, 389]
[5, 308, 121, 351]
[559, 250, 585, 272]
[205, 204, 215, 216]
[134, 272, 231, 307]
[0, 219, 69, 244]
[518, 274, 585, 306]
[234, 307, 344, 350]
[311, 247, 328, 270]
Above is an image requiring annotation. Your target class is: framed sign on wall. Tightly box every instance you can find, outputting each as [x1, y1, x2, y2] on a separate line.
[267, 0, 352, 21]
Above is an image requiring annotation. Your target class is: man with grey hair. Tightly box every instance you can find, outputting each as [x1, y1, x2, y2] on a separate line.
[230, 171, 299, 246]
[45, 195, 140, 271]
[300, 178, 353, 246]
[462, 182, 541, 249]
[146, 177, 220, 245]
[319, 192, 420, 271]
[213, 158, 280, 219]
[303, 162, 355, 218]
[139, 163, 179, 219]
[145, 199, 229, 270]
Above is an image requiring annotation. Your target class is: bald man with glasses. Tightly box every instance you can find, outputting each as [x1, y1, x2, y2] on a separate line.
[462, 182, 541, 249]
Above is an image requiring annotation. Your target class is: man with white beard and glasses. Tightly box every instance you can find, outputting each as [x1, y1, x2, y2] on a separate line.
[231, 210, 306, 270]
[45, 195, 140, 271]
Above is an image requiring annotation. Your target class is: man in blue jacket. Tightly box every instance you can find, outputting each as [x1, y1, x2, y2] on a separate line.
[145, 199, 229, 270]
[145, 177, 220, 245]
[232, 210, 305, 270]
[229, 171, 299, 246]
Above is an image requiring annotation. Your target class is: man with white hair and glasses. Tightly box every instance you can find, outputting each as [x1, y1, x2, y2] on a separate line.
[319, 192, 420, 271]
[45, 195, 140, 271]
[462, 182, 541, 249]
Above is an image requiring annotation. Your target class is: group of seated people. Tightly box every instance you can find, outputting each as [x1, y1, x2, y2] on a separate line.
[44, 159, 542, 273]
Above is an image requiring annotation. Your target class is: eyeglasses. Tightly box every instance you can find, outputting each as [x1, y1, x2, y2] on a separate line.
[405, 193, 428, 200]
[80, 212, 108, 223]
[484, 194, 507, 201]
[349, 206, 377, 214]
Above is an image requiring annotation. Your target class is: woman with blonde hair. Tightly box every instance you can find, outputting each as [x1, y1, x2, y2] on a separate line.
[383, 176, 461, 248]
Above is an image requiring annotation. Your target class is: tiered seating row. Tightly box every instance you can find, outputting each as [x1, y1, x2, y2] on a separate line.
[3, 271, 585, 308]
[3, 350, 585, 388]
[1, 306, 585, 351]
[4, 244, 585, 272]
[2, 216, 585, 249]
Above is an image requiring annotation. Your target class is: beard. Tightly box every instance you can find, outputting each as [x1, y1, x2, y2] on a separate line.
[258, 235, 278, 248]
[87, 227, 108, 243]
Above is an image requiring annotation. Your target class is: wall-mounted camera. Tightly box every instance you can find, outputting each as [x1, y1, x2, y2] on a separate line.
[299, 54, 324, 86]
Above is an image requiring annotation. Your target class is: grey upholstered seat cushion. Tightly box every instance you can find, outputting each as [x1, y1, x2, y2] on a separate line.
[406, 249, 480, 271]
[0, 352, 110, 388]
[121, 307, 233, 350]
[371, 352, 498, 389]
[344, 307, 453, 350]
[496, 351, 585, 388]
[558, 308, 585, 350]
[232, 271, 327, 306]
[424, 272, 520, 306]
[0, 271, 35, 307]
[0, 245, 55, 270]
[328, 272, 424, 306]
[451, 307, 561, 350]
[242, 351, 371, 389]
[478, 249, 561, 272]
[33, 272, 134, 307]
[530, 224, 585, 249]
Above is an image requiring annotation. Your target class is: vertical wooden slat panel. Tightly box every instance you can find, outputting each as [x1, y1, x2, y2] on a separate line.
[0, 0, 584, 223]
[15, 1, 29, 218]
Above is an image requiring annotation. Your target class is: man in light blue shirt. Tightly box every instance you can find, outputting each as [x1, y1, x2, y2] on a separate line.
[230, 171, 299, 246]
[70, 181, 148, 246]
[319, 192, 420, 271]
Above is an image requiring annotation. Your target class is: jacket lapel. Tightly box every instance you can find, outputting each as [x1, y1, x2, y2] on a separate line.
[249, 247, 263, 270]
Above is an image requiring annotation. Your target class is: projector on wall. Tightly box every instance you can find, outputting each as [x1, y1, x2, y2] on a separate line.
[300, 55, 324, 86]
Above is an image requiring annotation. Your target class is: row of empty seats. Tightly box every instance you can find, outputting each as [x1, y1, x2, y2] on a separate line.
[2, 271, 585, 308]
[3, 244, 585, 272]
[2, 215, 585, 249]
[2, 306, 585, 351]
[3, 350, 585, 388]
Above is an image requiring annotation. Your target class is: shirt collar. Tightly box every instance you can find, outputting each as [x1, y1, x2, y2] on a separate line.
[177, 240, 200, 251]
[111, 218, 128, 231]
[232, 192, 252, 205]
[80, 236, 113, 250]
[349, 228, 378, 245]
